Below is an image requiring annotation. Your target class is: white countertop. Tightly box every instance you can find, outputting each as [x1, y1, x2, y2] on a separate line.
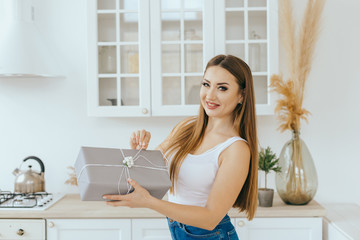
[0, 194, 326, 219]
[323, 203, 360, 240]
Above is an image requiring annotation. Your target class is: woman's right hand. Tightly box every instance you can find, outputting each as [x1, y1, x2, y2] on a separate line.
[130, 129, 151, 150]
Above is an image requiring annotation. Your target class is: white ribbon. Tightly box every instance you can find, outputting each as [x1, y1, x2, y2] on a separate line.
[77, 148, 169, 195]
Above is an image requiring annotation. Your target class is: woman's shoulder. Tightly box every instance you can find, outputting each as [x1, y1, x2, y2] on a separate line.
[224, 136, 249, 152]
[218, 138, 250, 165]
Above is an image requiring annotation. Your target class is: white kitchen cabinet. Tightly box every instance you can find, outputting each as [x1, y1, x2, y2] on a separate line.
[322, 204, 360, 240]
[46, 219, 131, 240]
[87, 0, 151, 117]
[46, 218, 170, 240]
[87, 0, 278, 117]
[234, 217, 322, 240]
[132, 217, 322, 240]
[323, 219, 352, 240]
[0, 219, 45, 240]
[132, 218, 172, 240]
[5, 217, 322, 240]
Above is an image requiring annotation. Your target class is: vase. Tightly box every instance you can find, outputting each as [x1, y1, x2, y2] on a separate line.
[275, 130, 318, 205]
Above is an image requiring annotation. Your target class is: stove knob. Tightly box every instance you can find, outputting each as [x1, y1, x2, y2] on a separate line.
[17, 229, 24, 236]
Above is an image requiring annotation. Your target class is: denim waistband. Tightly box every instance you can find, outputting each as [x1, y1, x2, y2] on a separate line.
[168, 214, 230, 226]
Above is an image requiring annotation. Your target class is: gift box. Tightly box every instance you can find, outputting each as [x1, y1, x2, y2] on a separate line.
[75, 146, 171, 201]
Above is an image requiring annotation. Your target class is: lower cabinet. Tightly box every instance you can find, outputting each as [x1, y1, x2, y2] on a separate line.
[234, 217, 322, 240]
[46, 217, 322, 240]
[323, 218, 353, 240]
[0, 219, 45, 240]
[132, 218, 172, 240]
[46, 218, 171, 240]
[46, 219, 131, 240]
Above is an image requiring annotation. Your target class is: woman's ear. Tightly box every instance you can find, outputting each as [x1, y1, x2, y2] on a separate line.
[238, 88, 246, 104]
[238, 95, 243, 104]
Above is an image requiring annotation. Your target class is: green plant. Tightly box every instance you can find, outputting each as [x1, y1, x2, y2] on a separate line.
[259, 147, 282, 189]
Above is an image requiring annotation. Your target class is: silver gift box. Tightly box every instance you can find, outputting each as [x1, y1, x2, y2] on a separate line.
[75, 146, 171, 201]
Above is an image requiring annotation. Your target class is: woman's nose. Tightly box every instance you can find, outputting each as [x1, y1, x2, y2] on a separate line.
[206, 87, 216, 100]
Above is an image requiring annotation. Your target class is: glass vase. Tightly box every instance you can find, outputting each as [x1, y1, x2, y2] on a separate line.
[275, 130, 318, 205]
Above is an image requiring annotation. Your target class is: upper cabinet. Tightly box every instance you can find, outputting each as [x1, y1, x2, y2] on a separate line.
[87, 0, 151, 117]
[87, 0, 278, 117]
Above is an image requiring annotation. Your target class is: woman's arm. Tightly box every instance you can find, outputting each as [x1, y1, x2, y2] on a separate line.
[104, 140, 250, 230]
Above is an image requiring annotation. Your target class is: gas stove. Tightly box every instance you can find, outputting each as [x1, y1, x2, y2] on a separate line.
[0, 190, 64, 210]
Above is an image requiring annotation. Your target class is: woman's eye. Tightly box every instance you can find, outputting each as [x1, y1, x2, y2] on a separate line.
[219, 86, 228, 91]
[202, 82, 210, 87]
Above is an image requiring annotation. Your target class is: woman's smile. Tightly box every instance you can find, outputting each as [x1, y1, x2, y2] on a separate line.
[205, 101, 220, 110]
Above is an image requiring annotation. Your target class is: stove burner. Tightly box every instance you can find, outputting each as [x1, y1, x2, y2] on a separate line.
[0, 190, 54, 209]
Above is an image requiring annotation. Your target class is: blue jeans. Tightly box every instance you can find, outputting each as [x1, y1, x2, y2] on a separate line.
[167, 214, 239, 240]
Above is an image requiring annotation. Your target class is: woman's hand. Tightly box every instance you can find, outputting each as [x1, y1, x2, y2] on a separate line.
[130, 129, 151, 150]
[103, 178, 154, 208]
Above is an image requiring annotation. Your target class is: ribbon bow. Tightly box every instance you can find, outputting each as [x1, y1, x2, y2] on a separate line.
[123, 156, 134, 168]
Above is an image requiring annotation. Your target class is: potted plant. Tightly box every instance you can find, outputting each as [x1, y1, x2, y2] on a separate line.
[258, 147, 282, 207]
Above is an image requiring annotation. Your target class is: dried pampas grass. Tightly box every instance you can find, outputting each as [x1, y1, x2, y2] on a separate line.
[270, 0, 325, 132]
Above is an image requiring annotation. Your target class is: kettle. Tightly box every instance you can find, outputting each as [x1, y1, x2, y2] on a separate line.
[13, 156, 45, 193]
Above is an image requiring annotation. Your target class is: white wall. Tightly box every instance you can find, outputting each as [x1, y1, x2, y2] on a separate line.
[0, 0, 359, 206]
[258, 0, 360, 205]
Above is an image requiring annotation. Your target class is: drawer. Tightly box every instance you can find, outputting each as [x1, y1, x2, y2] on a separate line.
[0, 219, 45, 240]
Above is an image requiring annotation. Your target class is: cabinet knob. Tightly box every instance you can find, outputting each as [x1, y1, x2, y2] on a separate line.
[48, 221, 55, 228]
[142, 108, 148, 114]
[238, 220, 245, 227]
[17, 228, 24, 236]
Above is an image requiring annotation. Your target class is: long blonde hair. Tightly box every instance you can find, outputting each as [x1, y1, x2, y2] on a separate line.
[163, 55, 258, 220]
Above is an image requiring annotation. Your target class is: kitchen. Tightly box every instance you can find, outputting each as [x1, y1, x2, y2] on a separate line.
[0, 0, 359, 239]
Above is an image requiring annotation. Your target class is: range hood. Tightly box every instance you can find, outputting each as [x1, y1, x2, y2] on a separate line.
[0, 0, 63, 78]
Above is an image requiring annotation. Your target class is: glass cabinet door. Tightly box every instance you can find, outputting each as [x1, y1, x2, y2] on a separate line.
[88, 0, 277, 117]
[214, 0, 277, 114]
[150, 0, 214, 116]
[88, 0, 151, 116]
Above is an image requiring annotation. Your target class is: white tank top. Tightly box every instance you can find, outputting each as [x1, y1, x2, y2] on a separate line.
[167, 136, 246, 207]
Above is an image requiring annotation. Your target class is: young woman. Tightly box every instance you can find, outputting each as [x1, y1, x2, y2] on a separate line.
[103, 55, 258, 239]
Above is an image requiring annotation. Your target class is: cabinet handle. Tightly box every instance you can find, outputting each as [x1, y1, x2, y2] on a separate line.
[238, 220, 245, 227]
[142, 108, 148, 114]
[48, 221, 55, 228]
[17, 228, 24, 236]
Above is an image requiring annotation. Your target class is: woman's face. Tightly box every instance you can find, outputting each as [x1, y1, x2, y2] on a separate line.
[200, 66, 243, 119]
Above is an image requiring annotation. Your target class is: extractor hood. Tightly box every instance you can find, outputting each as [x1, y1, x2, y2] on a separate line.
[0, 0, 63, 78]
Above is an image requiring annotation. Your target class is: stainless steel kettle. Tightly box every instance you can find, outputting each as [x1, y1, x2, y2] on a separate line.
[13, 156, 45, 193]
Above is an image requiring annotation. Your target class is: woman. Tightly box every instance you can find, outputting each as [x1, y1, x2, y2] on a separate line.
[103, 55, 258, 239]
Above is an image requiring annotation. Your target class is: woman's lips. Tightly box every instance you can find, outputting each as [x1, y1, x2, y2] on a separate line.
[206, 101, 220, 110]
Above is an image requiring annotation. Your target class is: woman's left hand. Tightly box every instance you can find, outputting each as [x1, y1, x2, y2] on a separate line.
[103, 178, 153, 208]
